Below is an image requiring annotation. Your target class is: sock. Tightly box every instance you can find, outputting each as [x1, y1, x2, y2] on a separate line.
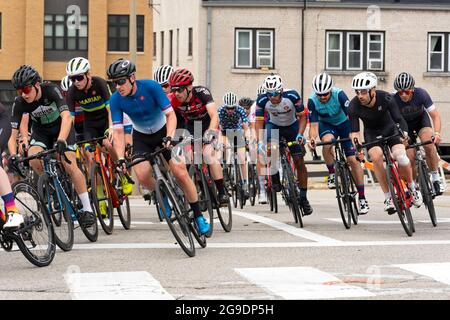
[384, 192, 391, 200]
[2, 192, 18, 214]
[356, 185, 365, 199]
[258, 176, 265, 192]
[300, 188, 308, 200]
[189, 201, 202, 219]
[79, 192, 93, 212]
[214, 179, 225, 195]
[97, 184, 105, 198]
[327, 164, 336, 174]
[408, 181, 417, 190]
[271, 172, 280, 185]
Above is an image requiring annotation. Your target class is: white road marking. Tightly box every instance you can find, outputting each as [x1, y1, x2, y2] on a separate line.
[324, 218, 400, 224]
[61, 239, 450, 251]
[235, 267, 375, 299]
[64, 271, 174, 300]
[233, 211, 342, 244]
[417, 218, 450, 224]
[393, 262, 450, 285]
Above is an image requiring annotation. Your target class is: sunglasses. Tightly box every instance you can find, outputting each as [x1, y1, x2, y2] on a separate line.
[69, 74, 85, 82]
[171, 86, 187, 93]
[398, 89, 413, 95]
[316, 92, 330, 97]
[17, 85, 33, 96]
[162, 83, 170, 89]
[225, 106, 236, 110]
[266, 91, 282, 97]
[113, 78, 128, 87]
[355, 89, 369, 95]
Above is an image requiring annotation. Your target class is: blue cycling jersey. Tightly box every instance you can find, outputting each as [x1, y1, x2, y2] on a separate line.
[110, 80, 173, 134]
[218, 105, 249, 130]
[308, 88, 350, 126]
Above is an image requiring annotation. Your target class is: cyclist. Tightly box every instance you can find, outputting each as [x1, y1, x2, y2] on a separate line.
[154, 65, 173, 95]
[107, 59, 210, 235]
[255, 74, 313, 215]
[8, 65, 95, 227]
[219, 92, 250, 197]
[348, 72, 423, 213]
[307, 72, 369, 214]
[393, 72, 445, 195]
[0, 102, 21, 228]
[65, 57, 133, 196]
[168, 68, 229, 206]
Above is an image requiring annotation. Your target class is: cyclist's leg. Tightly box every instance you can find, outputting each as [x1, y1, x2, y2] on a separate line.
[319, 122, 337, 179]
[28, 129, 52, 175]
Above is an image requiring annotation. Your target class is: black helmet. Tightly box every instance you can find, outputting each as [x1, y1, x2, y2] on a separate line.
[107, 59, 136, 79]
[12, 65, 41, 89]
[394, 72, 415, 91]
[238, 97, 254, 108]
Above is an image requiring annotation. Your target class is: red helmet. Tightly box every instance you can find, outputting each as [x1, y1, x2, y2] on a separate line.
[169, 68, 194, 88]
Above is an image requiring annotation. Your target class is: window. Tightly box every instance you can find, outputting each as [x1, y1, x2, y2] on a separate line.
[169, 30, 173, 66]
[326, 31, 384, 71]
[428, 33, 445, 72]
[161, 31, 164, 64]
[176, 28, 180, 66]
[0, 13, 2, 50]
[188, 28, 193, 57]
[44, 14, 88, 51]
[235, 29, 274, 69]
[108, 15, 145, 52]
[153, 32, 156, 59]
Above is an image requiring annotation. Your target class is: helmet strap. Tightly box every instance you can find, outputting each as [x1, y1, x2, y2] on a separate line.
[127, 77, 136, 97]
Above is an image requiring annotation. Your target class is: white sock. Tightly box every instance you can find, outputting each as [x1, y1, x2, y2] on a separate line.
[431, 171, 440, 182]
[79, 192, 93, 212]
[258, 176, 265, 192]
[384, 192, 391, 201]
[408, 181, 417, 190]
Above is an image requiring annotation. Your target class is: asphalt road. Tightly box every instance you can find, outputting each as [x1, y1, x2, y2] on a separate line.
[1, 187, 450, 301]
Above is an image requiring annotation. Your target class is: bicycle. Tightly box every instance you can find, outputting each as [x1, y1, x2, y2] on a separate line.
[223, 141, 247, 210]
[355, 131, 415, 236]
[0, 177, 55, 267]
[30, 148, 98, 251]
[407, 133, 437, 227]
[127, 144, 205, 257]
[313, 138, 359, 229]
[78, 136, 133, 234]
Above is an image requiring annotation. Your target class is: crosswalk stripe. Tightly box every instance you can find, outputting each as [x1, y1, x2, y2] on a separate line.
[324, 218, 399, 224]
[393, 262, 450, 285]
[235, 267, 375, 299]
[64, 271, 174, 300]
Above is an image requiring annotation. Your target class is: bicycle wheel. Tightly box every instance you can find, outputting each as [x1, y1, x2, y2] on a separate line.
[248, 164, 257, 206]
[90, 163, 114, 234]
[335, 163, 352, 229]
[229, 165, 238, 209]
[117, 195, 131, 230]
[347, 171, 359, 226]
[188, 166, 213, 238]
[418, 161, 437, 227]
[12, 181, 56, 267]
[387, 166, 414, 237]
[156, 179, 195, 257]
[282, 159, 302, 228]
[37, 174, 74, 251]
[235, 163, 245, 209]
[211, 183, 232, 232]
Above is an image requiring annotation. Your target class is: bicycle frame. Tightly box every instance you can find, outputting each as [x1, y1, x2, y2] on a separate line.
[92, 143, 120, 208]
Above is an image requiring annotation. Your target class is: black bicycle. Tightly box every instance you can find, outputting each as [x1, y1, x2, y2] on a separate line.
[355, 130, 415, 237]
[407, 134, 437, 227]
[313, 138, 359, 229]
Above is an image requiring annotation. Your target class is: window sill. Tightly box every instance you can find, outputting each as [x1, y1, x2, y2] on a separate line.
[423, 72, 450, 77]
[187, 56, 193, 61]
[107, 51, 145, 55]
[231, 68, 277, 74]
[326, 70, 388, 80]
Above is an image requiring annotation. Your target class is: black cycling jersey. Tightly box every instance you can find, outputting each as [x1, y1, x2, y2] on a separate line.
[11, 82, 69, 130]
[66, 76, 111, 121]
[348, 90, 408, 134]
[393, 87, 434, 123]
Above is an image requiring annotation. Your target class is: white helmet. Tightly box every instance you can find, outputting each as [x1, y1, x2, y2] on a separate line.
[60, 76, 72, 92]
[256, 84, 266, 96]
[351, 72, 377, 90]
[223, 92, 238, 107]
[66, 57, 90, 76]
[263, 75, 283, 93]
[153, 65, 173, 85]
[312, 72, 333, 94]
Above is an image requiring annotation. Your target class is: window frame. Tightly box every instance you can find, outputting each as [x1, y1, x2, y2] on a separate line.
[107, 14, 145, 53]
[367, 32, 384, 71]
[326, 31, 343, 70]
[256, 30, 274, 68]
[346, 32, 363, 71]
[234, 28, 275, 69]
[428, 33, 445, 72]
[44, 13, 88, 51]
[235, 29, 253, 68]
[188, 27, 193, 57]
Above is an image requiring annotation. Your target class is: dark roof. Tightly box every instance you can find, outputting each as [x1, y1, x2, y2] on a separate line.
[203, 0, 450, 4]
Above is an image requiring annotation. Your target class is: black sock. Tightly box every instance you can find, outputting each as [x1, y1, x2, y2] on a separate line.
[215, 179, 225, 195]
[189, 201, 202, 219]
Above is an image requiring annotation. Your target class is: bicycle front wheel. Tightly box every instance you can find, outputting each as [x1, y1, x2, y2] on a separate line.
[37, 174, 74, 251]
[156, 179, 195, 257]
[335, 163, 352, 230]
[117, 195, 131, 230]
[90, 163, 114, 234]
[418, 162, 437, 227]
[12, 181, 56, 267]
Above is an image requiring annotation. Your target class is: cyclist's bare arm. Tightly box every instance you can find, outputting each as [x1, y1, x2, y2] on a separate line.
[113, 127, 126, 160]
[57, 110, 72, 141]
[206, 102, 219, 130]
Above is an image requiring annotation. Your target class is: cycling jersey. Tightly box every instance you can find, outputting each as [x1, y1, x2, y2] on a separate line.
[170, 86, 214, 123]
[110, 80, 173, 135]
[123, 113, 133, 135]
[218, 105, 249, 131]
[308, 88, 350, 126]
[393, 87, 435, 123]
[11, 82, 69, 130]
[0, 102, 11, 153]
[255, 90, 305, 127]
[66, 76, 111, 121]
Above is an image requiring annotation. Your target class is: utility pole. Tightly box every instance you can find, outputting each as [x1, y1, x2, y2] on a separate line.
[130, 0, 137, 63]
